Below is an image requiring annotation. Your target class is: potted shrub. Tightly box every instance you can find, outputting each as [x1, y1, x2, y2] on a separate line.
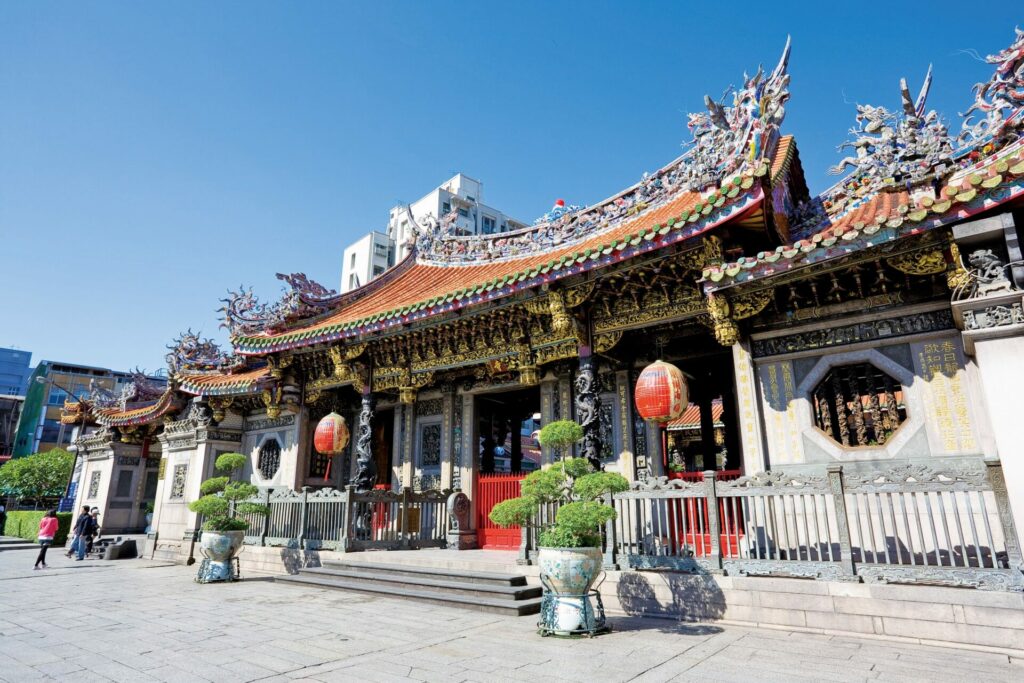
[188, 452, 268, 583]
[489, 420, 629, 635]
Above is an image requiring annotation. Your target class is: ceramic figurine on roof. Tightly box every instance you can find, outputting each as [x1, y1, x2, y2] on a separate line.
[411, 39, 791, 267]
[680, 36, 791, 192]
[166, 330, 239, 374]
[824, 67, 952, 214]
[220, 272, 338, 336]
[960, 27, 1024, 146]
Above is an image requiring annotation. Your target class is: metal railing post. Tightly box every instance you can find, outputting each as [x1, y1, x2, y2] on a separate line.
[603, 491, 618, 570]
[260, 488, 271, 547]
[985, 459, 1024, 571]
[400, 487, 411, 549]
[826, 464, 855, 577]
[703, 470, 722, 573]
[341, 485, 356, 553]
[298, 486, 310, 550]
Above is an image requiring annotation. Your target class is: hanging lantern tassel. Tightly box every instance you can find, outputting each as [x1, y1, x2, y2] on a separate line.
[634, 360, 688, 472]
[314, 412, 350, 482]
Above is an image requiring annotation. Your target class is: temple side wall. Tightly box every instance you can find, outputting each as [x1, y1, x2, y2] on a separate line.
[749, 304, 989, 474]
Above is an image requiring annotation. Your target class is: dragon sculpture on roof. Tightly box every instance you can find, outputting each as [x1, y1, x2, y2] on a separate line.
[411, 38, 792, 266]
[85, 369, 167, 411]
[823, 66, 952, 212]
[220, 272, 340, 337]
[166, 330, 243, 374]
[960, 27, 1024, 145]
[680, 36, 791, 192]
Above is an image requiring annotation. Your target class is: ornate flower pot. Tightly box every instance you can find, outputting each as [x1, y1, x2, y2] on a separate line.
[196, 530, 244, 583]
[537, 546, 606, 635]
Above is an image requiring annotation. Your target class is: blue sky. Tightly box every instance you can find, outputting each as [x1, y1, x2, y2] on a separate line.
[1, 2, 1020, 373]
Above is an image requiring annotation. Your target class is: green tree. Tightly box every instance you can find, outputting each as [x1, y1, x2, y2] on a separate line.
[0, 448, 74, 506]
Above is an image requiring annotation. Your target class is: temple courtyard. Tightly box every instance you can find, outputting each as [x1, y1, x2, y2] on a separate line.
[0, 551, 1020, 683]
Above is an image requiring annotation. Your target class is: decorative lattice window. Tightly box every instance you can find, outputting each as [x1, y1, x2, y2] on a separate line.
[258, 439, 281, 480]
[419, 424, 441, 468]
[309, 448, 331, 478]
[811, 363, 906, 447]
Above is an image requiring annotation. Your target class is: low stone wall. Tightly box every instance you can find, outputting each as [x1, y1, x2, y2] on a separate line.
[601, 570, 1024, 656]
[161, 543, 1024, 656]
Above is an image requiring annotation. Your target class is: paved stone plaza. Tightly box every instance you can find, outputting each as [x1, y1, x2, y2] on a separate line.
[0, 550, 1022, 682]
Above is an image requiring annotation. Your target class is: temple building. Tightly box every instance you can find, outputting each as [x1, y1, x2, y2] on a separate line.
[63, 31, 1024, 564]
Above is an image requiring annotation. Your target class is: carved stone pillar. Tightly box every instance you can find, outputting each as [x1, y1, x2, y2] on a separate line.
[440, 388, 455, 490]
[575, 349, 602, 470]
[539, 376, 557, 466]
[732, 339, 767, 475]
[353, 390, 376, 492]
[459, 392, 478, 527]
[400, 402, 415, 490]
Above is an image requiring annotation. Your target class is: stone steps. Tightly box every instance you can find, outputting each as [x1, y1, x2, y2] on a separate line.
[275, 560, 542, 616]
[0, 537, 40, 551]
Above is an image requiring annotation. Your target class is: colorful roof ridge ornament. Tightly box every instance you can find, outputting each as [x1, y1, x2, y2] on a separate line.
[960, 27, 1024, 147]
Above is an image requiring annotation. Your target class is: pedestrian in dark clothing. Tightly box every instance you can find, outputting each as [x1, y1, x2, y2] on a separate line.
[70, 506, 92, 560]
[35, 509, 59, 569]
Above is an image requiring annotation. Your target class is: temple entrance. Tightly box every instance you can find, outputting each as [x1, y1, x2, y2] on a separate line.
[663, 351, 742, 478]
[474, 387, 540, 549]
[372, 407, 394, 489]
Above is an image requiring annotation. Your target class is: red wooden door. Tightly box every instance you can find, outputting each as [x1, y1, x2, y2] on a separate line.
[476, 472, 527, 550]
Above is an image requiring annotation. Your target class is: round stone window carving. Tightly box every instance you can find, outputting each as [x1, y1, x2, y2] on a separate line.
[811, 362, 907, 447]
[257, 438, 281, 479]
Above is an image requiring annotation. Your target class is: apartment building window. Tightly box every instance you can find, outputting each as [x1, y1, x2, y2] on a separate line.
[442, 201, 451, 215]
[481, 216, 496, 234]
[350, 253, 356, 268]
[374, 243, 388, 258]
[457, 208, 469, 218]
[373, 266, 385, 276]
[47, 388, 68, 406]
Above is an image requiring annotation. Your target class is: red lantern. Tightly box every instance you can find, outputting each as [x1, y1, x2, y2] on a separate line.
[634, 360, 688, 424]
[314, 412, 350, 454]
[314, 412, 350, 481]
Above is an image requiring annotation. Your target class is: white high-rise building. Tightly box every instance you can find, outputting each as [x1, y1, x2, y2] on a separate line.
[340, 173, 524, 292]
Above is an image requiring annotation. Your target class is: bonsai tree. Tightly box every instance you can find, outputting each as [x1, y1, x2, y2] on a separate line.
[188, 452, 268, 532]
[489, 421, 629, 548]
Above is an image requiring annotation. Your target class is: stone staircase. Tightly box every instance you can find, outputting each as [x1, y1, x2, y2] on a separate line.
[0, 537, 39, 552]
[275, 559, 543, 616]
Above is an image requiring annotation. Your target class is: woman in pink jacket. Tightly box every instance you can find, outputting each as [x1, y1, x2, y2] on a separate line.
[35, 509, 59, 570]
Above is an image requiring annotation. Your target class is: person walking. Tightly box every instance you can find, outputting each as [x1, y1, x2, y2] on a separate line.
[70, 505, 92, 560]
[85, 507, 101, 555]
[34, 510, 59, 570]
[67, 505, 90, 559]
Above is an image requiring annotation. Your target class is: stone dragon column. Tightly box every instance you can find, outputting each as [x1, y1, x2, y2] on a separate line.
[352, 389, 376, 492]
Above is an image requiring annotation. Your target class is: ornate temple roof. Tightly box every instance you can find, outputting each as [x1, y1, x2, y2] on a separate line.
[224, 39, 794, 354]
[63, 29, 1024, 429]
[177, 365, 272, 396]
[704, 29, 1024, 289]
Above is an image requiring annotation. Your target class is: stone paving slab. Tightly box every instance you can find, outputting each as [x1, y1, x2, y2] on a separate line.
[1, 551, 1022, 682]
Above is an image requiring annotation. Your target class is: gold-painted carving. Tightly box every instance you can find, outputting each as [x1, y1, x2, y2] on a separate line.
[594, 331, 623, 353]
[707, 293, 739, 346]
[519, 366, 540, 386]
[730, 288, 774, 320]
[399, 387, 417, 405]
[946, 242, 971, 291]
[262, 386, 282, 419]
[887, 248, 946, 276]
[208, 396, 233, 422]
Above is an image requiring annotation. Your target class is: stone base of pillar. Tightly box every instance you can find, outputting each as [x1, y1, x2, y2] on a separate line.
[446, 530, 478, 550]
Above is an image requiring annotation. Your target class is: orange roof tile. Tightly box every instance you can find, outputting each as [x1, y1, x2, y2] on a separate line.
[178, 365, 272, 396]
[235, 174, 768, 354]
